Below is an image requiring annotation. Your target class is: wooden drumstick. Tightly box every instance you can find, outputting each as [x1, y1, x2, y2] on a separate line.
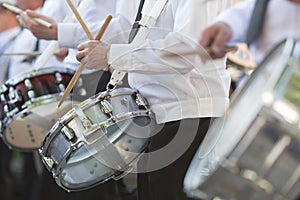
[66, 0, 94, 40]
[1, 3, 52, 28]
[0, 51, 41, 56]
[57, 15, 112, 108]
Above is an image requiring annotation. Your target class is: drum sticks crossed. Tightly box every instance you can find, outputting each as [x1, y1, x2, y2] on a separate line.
[57, 0, 112, 108]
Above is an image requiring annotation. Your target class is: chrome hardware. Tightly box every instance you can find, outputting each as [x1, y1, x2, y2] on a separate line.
[43, 156, 55, 169]
[135, 93, 148, 109]
[9, 87, 16, 99]
[77, 77, 83, 87]
[1, 94, 7, 103]
[55, 72, 63, 83]
[62, 126, 75, 141]
[8, 87, 22, 104]
[100, 100, 113, 115]
[78, 88, 87, 97]
[28, 90, 36, 99]
[24, 79, 33, 89]
[0, 84, 8, 93]
[58, 84, 65, 92]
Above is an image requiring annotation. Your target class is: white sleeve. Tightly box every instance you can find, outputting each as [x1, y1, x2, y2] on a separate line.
[109, 0, 227, 74]
[57, 0, 139, 48]
[214, 0, 256, 43]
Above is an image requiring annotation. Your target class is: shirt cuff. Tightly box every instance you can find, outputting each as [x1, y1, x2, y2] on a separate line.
[57, 23, 77, 48]
[108, 44, 134, 71]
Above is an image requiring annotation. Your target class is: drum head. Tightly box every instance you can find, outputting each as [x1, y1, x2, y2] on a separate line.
[4, 100, 78, 150]
[184, 39, 298, 197]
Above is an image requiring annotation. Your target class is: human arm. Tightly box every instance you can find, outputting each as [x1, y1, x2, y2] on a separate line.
[58, 0, 139, 48]
[199, 0, 256, 58]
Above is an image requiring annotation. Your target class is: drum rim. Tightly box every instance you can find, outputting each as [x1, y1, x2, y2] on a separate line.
[39, 87, 153, 191]
[4, 66, 76, 86]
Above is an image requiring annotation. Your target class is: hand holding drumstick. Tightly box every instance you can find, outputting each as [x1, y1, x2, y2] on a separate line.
[57, 15, 112, 108]
[1, 2, 52, 28]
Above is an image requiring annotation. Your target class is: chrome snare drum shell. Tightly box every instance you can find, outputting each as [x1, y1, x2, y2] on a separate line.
[39, 87, 157, 192]
[184, 38, 300, 200]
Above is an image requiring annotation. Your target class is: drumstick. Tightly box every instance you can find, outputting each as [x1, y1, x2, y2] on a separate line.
[0, 51, 63, 57]
[163, 45, 238, 57]
[57, 15, 112, 109]
[66, 0, 93, 40]
[0, 51, 41, 56]
[1, 3, 52, 28]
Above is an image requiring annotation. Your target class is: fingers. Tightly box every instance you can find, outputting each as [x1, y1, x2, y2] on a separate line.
[76, 48, 89, 62]
[210, 23, 233, 58]
[76, 40, 100, 61]
[17, 11, 38, 29]
[25, 10, 44, 19]
[199, 22, 233, 59]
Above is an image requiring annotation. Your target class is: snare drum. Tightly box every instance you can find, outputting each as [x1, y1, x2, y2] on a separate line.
[184, 38, 300, 200]
[39, 87, 157, 192]
[0, 67, 81, 151]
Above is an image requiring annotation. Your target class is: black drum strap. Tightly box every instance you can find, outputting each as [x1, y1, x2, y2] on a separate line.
[128, 0, 145, 43]
[246, 0, 269, 46]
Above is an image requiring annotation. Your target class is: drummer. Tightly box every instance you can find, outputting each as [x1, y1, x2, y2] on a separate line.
[17, 0, 139, 93]
[17, 0, 139, 63]
[75, 0, 231, 199]
[14, 0, 140, 199]
[199, 0, 300, 66]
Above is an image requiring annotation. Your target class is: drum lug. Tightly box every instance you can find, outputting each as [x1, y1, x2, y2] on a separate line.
[0, 84, 8, 93]
[62, 126, 75, 141]
[73, 105, 95, 130]
[8, 87, 22, 104]
[27, 90, 36, 99]
[58, 84, 66, 92]
[76, 77, 83, 87]
[24, 79, 33, 89]
[135, 93, 148, 109]
[55, 72, 63, 83]
[1, 94, 7, 104]
[43, 156, 55, 169]
[4, 105, 12, 117]
[24, 79, 36, 98]
[100, 100, 113, 116]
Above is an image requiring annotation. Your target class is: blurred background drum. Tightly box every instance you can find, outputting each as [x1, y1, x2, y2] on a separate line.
[226, 43, 256, 96]
[0, 67, 81, 151]
[39, 87, 157, 192]
[184, 38, 300, 200]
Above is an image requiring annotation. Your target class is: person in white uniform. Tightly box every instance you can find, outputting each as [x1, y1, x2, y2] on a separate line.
[75, 0, 231, 199]
[200, 0, 300, 65]
[17, 0, 139, 94]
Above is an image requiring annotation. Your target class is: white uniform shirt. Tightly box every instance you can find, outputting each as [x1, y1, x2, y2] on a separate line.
[36, 0, 72, 68]
[109, 0, 231, 124]
[57, 0, 139, 48]
[215, 0, 300, 64]
[0, 26, 21, 84]
[8, 3, 68, 78]
[60, 0, 139, 73]
[8, 28, 38, 78]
